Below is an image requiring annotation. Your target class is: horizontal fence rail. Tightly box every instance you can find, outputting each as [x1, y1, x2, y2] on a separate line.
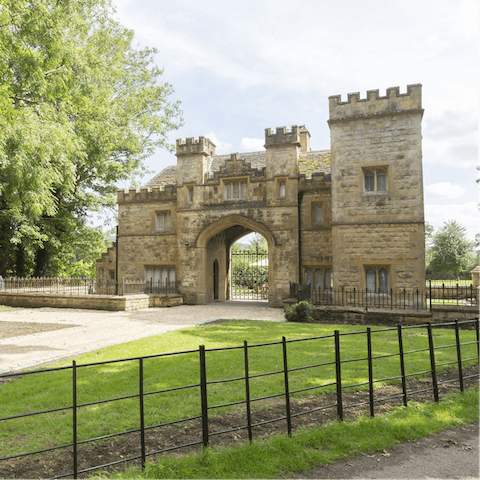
[0, 318, 478, 479]
[0, 277, 179, 296]
[290, 282, 478, 310]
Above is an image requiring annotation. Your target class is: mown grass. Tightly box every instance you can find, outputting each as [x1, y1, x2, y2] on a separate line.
[94, 387, 479, 479]
[0, 320, 477, 458]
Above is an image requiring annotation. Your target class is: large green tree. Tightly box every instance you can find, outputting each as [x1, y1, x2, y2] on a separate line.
[427, 220, 476, 278]
[0, 0, 182, 277]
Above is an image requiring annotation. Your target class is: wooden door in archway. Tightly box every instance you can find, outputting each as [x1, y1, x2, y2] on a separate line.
[213, 259, 219, 300]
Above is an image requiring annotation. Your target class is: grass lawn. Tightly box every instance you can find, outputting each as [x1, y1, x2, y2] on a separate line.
[93, 387, 479, 479]
[0, 320, 478, 459]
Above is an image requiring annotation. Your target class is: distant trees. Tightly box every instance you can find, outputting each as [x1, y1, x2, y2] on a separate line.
[0, 0, 182, 277]
[426, 220, 477, 279]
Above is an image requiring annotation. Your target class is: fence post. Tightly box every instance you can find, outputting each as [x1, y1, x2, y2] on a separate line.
[429, 281, 432, 312]
[397, 324, 408, 407]
[243, 341, 253, 443]
[72, 361, 78, 479]
[282, 337, 292, 436]
[427, 323, 439, 402]
[367, 328, 374, 417]
[454, 320, 464, 392]
[334, 330, 343, 421]
[139, 358, 146, 469]
[199, 345, 209, 448]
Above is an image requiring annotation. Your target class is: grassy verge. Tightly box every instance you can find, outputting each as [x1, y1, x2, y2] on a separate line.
[0, 320, 477, 457]
[94, 387, 479, 479]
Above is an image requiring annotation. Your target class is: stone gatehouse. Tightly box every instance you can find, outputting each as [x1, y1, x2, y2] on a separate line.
[97, 84, 426, 307]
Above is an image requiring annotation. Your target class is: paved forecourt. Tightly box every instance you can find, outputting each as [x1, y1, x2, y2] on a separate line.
[0, 302, 285, 373]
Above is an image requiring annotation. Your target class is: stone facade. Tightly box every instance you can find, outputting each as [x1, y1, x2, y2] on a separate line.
[97, 84, 426, 307]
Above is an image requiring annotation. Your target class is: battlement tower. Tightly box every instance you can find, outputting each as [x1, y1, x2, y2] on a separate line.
[176, 136, 216, 186]
[264, 125, 302, 178]
[328, 84, 425, 293]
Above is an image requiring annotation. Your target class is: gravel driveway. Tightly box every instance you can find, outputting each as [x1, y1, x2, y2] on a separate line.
[0, 302, 285, 373]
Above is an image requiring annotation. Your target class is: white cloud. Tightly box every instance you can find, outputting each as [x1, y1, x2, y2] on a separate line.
[425, 201, 478, 240]
[425, 182, 466, 199]
[239, 138, 264, 152]
[204, 132, 233, 154]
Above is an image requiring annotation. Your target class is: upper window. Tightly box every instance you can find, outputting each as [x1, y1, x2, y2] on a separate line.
[364, 168, 387, 193]
[225, 181, 247, 200]
[279, 182, 286, 198]
[156, 212, 171, 231]
[188, 187, 193, 202]
[313, 204, 323, 225]
[365, 266, 389, 293]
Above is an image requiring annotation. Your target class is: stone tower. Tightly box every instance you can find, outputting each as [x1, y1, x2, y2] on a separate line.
[328, 84, 425, 292]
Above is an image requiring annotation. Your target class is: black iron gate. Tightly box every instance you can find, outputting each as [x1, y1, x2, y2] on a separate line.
[231, 249, 268, 301]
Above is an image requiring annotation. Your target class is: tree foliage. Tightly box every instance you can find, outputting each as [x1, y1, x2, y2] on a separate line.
[0, 0, 182, 277]
[427, 220, 476, 278]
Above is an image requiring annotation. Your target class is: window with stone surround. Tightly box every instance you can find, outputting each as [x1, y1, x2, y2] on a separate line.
[188, 187, 193, 203]
[279, 181, 286, 198]
[304, 267, 332, 289]
[146, 266, 175, 285]
[365, 266, 389, 293]
[156, 211, 171, 231]
[225, 180, 247, 200]
[312, 204, 323, 226]
[364, 168, 387, 193]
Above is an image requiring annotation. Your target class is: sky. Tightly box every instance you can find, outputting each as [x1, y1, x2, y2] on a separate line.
[112, 0, 478, 241]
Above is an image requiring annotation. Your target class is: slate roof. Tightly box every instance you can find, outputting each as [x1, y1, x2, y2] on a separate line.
[145, 150, 331, 187]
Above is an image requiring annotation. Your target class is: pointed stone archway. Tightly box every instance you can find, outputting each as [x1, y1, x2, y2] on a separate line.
[195, 215, 279, 306]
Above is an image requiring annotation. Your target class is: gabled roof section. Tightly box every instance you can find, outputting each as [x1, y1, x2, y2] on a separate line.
[144, 150, 331, 187]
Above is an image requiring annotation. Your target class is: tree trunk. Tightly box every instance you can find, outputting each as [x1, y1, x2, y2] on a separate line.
[34, 248, 50, 277]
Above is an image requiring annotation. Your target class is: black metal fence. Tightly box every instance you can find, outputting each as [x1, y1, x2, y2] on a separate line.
[290, 282, 478, 310]
[0, 277, 179, 296]
[0, 319, 478, 479]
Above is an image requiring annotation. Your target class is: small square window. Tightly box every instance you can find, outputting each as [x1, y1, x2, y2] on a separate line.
[364, 168, 387, 193]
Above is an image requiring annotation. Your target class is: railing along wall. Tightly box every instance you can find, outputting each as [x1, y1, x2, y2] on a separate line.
[0, 277, 179, 296]
[290, 282, 478, 310]
[0, 319, 478, 479]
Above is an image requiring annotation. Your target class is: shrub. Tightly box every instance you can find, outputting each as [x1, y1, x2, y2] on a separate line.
[284, 301, 313, 322]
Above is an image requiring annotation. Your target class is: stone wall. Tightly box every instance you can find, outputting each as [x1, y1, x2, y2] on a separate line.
[0, 293, 183, 311]
[329, 84, 425, 292]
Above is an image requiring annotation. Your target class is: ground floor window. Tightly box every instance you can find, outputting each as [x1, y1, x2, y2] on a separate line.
[146, 266, 175, 285]
[365, 266, 389, 293]
[304, 267, 332, 289]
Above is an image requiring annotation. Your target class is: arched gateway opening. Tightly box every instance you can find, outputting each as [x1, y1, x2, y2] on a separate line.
[196, 215, 277, 305]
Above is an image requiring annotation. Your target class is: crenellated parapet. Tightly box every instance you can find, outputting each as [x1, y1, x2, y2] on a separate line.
[265, 125, 302, 147]
[176, 136, 216, 157]
[299, 172, 332, 191]
[118, 185, 177, 203]
[329, 84, 422, 121]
